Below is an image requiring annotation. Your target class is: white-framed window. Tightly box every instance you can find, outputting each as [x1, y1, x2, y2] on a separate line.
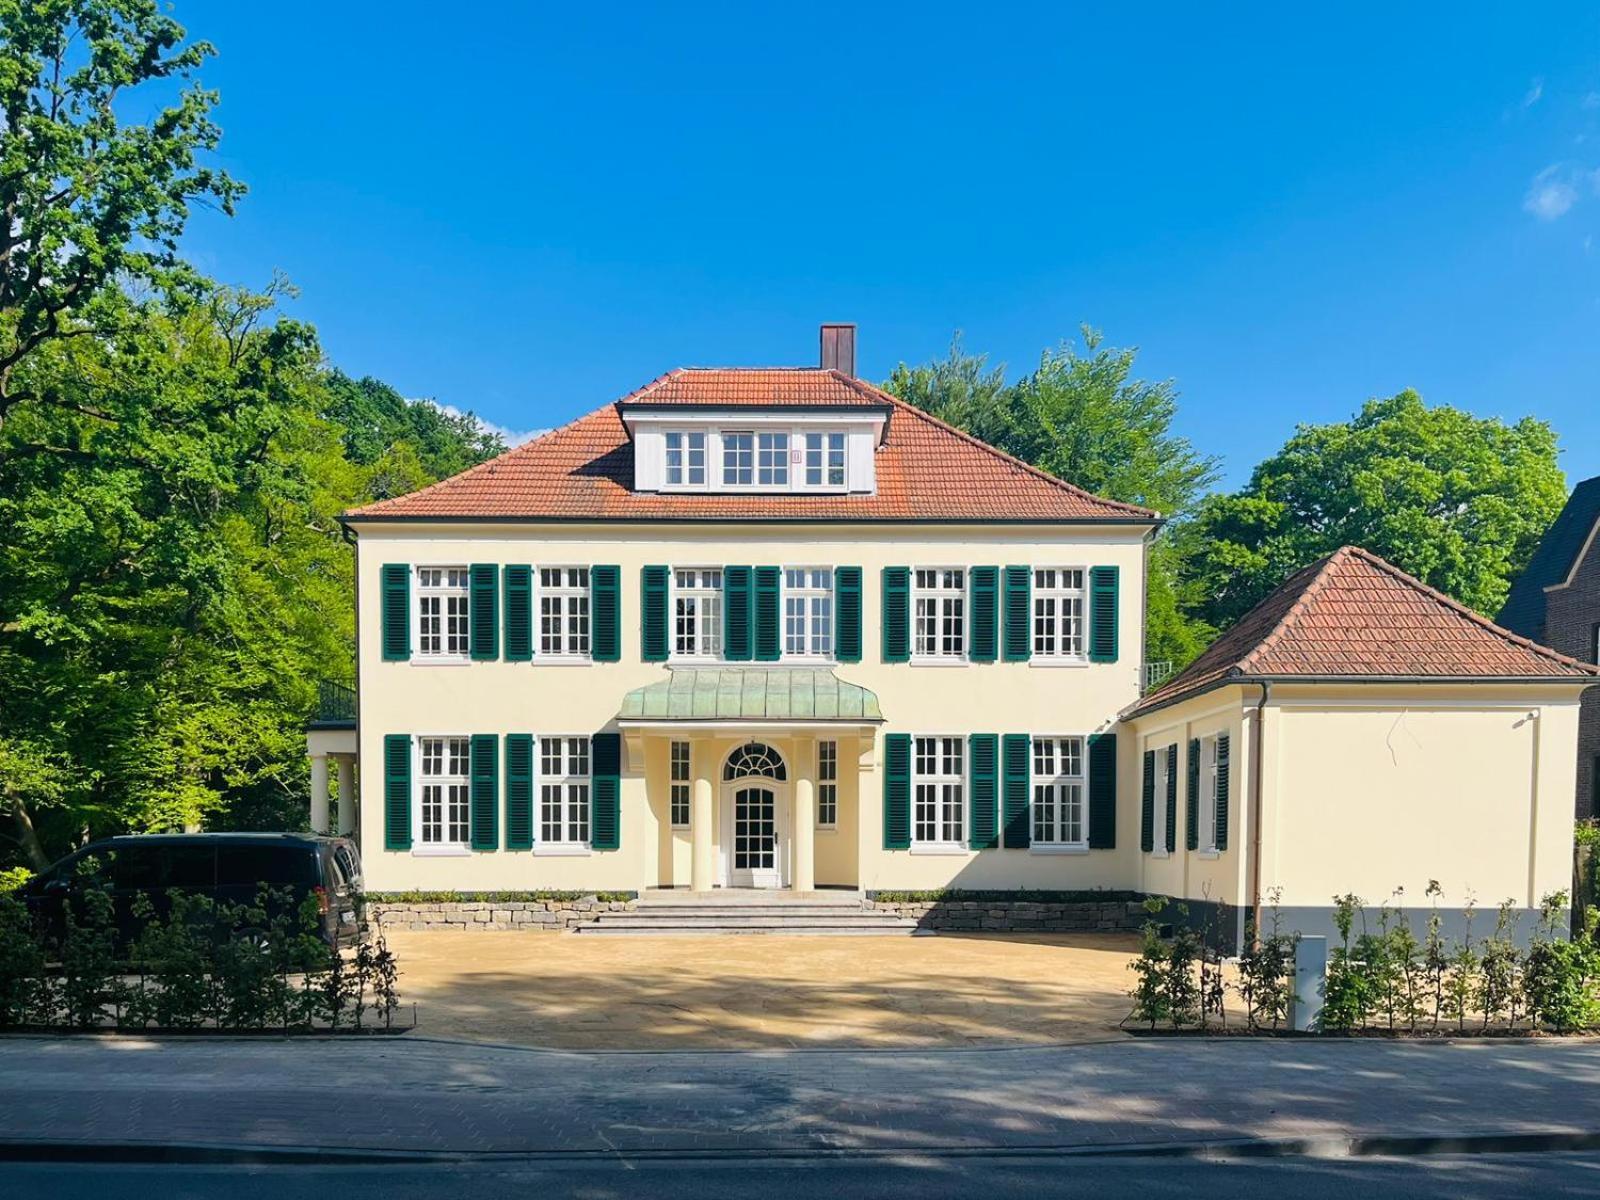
[539, 567, 590, 657]
[670, 740, 691, 828]
[913, 736, 964, 846]
[416, 567, 470, 659]
[1032, 736, 1086, 847]
[673, 568, 723, 658]
[664, 431, 707, 487]
[540, 736, 591, 845]
[1152, 746, 1171, 857]
[817, 740, 838, 828]
[913, 568, 965, 659]
[805, 432, 846, 487]
[1198, 735, 1221, 852]
[756, 432, 790, 486]
[1033, 568, 1086, 659]
[722, 432, 754, 486]
[784, 567, 833, 658]
[418, 736, 470, 847]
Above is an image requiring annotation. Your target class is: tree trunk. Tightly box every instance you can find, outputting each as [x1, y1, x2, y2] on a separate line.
[8, 792, 50, 871]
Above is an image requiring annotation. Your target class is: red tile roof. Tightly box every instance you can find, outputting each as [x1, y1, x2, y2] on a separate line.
[1127, 546, 1598, 717]
[344, 368, 1156, 523]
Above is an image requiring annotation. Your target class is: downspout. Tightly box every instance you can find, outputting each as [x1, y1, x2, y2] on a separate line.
[1249, 680, 1271, 944]
[341, 521, 361, 849]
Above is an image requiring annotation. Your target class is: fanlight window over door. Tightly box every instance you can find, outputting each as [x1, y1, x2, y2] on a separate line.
[723, 742, 787, 782]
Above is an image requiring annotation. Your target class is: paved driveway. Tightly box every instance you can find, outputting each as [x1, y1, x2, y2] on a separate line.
[382, 929, 1143, 1049]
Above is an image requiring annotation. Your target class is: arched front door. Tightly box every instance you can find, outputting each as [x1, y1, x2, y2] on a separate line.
[721, 742, 788, 889]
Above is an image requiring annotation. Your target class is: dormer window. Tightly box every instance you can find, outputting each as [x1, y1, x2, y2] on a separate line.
[805, 432, 845, 487]
[664, 431, 706, 486]
[723, 432, 754, 486]
[625, 407, 886, 495]
[757, 433, 789, 486]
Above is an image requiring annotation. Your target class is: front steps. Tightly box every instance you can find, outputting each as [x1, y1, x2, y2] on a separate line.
[572, 890, 923, 936]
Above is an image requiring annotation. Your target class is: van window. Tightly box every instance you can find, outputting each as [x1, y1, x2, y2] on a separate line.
[110, 845, 165, 890]
[111, 843, 215, 891]
[217, 844, 319, 888]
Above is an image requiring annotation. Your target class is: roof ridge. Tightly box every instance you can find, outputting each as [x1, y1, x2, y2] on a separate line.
[1233, 548, 1353, 675]
[827, 371, 1161, 520]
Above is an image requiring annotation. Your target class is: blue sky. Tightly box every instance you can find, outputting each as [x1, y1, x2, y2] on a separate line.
[178, 2, 1600, 489]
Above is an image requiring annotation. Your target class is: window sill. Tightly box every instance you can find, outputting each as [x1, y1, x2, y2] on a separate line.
[409, 658, 471, 668]
[909, 657, 968, 668]
[534, 657, 593, 667]
[910, 843, 969, 856]
[1150, 849, 1170, 860]
[533, 843, 592, 857]
[1030, 843, 1090, 855]
[670, 824, 691, 832]
[1196, 849, 1220, 860]
[411, 845, 472, 858]
[1028, 658, 1090, 669]
[816, 825, 839, 834]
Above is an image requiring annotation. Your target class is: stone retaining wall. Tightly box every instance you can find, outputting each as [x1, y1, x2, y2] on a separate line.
[369, 898, 635, 932]
[867, 897, 1146, 933]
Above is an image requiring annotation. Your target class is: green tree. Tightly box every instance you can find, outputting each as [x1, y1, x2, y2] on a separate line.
[1185, 391, 1566, 630]
[321, 370, 505, 487]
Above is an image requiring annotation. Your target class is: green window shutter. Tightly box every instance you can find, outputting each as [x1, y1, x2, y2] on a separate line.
[383, 734, 411, 850]
[723, 566, 753, 660]
[1089, 565, 1119, 663]
[1185, 738, 1200, 851]
[591, 731, 622, 850]
[834, 567, 862, 662]
[1215, 734, 1232, 851]
[969, 566, 999, 662]
[1165, 743, 1178, 853]
[1002, 565, 1031, 661]
[1140, 750, 1155, 852]
[469, 564, 499, 660]
[590, 565, 621, 662]
[968, 734, 999, 849]
[505, 734, 534, 850]
[883, 733, 911, 849]
[640, 565, 670, 662]
[1002, 734, 1030, 848]
[470, 734, 499, 850]
[881, 566, 910, 663]
[381, 564, 411, 661]
[504, 565, 533, 662]
[1087, 733, 1116, 848]
[754, 566, 781, 662]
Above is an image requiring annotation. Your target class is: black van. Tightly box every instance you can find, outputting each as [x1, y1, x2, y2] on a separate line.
[21, 833, 363, 950]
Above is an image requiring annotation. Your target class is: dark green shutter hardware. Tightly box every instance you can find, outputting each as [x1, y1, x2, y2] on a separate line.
[754, 566, 781, 662]
[591, 565, 621, 661]
[1089, 565, 1119, 663]
[968, 734, 999, 849]
[505, 734, 534, 850]
[1002, 733, 1030, 848]
[383, 734, 411, 850]
[724, 566, 753, 661]
[834, 566, 862, 662]
[504, 565, 533, 662]
[883, 732, 911, 849]
[1215, 734, 1232, 851]
[469, 564, 499, 660]
[381, 564, 411, 661]
[969, 566, 999, 662]
[1185, 738, 1200, 851]
[881, 566, 910, 663]
[1002, 565, 1031, 661]
[1087, 733, 1117, 848]
[470, 733, 499, 850]
[1140, 750, 1156, 852]
[1165, 743, 1178, 853]
[591, 731, 622, 850]
[641, 565, 670, 662]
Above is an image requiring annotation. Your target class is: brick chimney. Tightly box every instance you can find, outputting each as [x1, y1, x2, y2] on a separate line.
[819, 323, 857, 377]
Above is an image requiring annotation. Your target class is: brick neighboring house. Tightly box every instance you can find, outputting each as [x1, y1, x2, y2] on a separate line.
[1499, 477, 1600, 820]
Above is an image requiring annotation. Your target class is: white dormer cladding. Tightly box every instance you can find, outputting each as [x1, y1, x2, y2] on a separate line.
[623, 409, 886, 495]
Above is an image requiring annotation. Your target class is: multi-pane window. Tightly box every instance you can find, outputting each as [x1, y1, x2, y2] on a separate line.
[674, 568, 723, 657]
[539, 567, 590, 657]
[784, 568, 833, 657]
[665, 431, 707, 486]
[756, 432, 789, 485]
[1033, 568, 1086, 659]
[913, 569, 965, 659]
[817, 740, 838, 828]
[540, 736, 590, 845]
[670, 741, 691, 828]
[417, 567, 470, 658]
[1153, 747, 1171, 856]
[805, 432, 845, 487]
[1032, 736, 1086, 846]
[723, 433, 754, 486]
[913, 736, 964, 845]
[418, 736, 470, 846]
[1198, 736, 1221, 851]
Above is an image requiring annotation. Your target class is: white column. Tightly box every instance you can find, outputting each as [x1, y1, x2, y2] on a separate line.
[309, 754, 330, 835]
[792, 735, 816, 893]
[691, 742, 715, 892]
[335, 755, 356, 836]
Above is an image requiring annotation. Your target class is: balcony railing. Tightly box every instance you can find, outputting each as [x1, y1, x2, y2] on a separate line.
[1140, 661, 1175, 695]
[312, 679, 357, 727]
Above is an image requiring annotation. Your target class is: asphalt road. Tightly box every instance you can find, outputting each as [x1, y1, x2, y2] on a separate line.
[5, 1153, 1600, 1199]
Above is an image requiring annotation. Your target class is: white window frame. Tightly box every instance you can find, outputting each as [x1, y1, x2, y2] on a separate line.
[672, 567, 724, 660]
[804, 431, 847, 489]
[537, 735, 592, 855]
[722, 431, 755, 487]
[663, 430, 708, 489]
[783, 566, 834, 660]
[911, 734, 965, 852]
[670, 740, 691, 829]
[1152, 746, 1171, 859]
[414, 735, 471, 856]
[1030, 735, 1088, 853]
[817, 740, 838, 829]
[537, 566, 591, 660]
[1032, 567, 1088, 663]
[755, 431, 790, 486]
[1197, 734, 1221, 855]
[414, 566, 471, 663]
[912, 567, 966, 663]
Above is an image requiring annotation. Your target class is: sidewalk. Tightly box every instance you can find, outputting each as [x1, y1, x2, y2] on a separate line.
[3, 1036, 1599, 1159]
